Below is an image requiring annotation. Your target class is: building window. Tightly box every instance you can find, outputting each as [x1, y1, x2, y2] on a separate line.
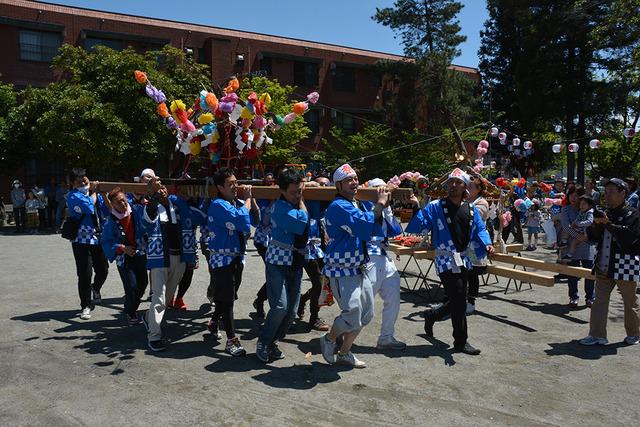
[84, 37, 123, 51]
[335, 112, 355, 135]
[305, 109, 321, 135]
[19, 30, 61, 62]
[197, 47, 207, 64]
[260, 57, 272, 76]
[332, 66, 356, 92]
[294, 61, 319, 87]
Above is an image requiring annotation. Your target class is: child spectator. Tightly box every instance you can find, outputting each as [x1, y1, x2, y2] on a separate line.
[25, 191, 40, 233]
[525, 200, 542, 250]
[562, 195, 594, 261]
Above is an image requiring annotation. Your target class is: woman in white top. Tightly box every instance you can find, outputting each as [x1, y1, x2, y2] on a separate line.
[466, 176, 490, 314]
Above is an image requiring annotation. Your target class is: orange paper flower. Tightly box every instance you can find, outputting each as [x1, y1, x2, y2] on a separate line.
[293, 102, 307, 115]
[224, 77, 239, 94]
[157, 103, 170, 118]
[205, 92, 218, 111]
[134, 70, 148, 84]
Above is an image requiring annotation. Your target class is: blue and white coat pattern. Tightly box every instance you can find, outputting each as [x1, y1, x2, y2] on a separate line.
[322, 196, 376, 277]
[405, 199, 491, 275]
[265, 199, 309, 266]
[67, 189, 109, 245]
[207, 198, 252, 268]
[100, 205, 148, 267]
[253, 199, 273, 247]
[360, 201, 403, 256]
[141, 195, 206, 269]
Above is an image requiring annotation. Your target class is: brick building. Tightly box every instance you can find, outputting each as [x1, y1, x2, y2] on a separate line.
[0, 0, 478, 195]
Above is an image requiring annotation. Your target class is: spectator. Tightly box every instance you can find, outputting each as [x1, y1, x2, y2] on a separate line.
[10, 179, 26, 233]
[25, 191, 40, 234]
[560, 186, 595, 308]
[625, 177, 638, 209]
[525, 200, 542, 251]
[45, 178, 59, 229]
[55, 181, 69, 232]
[579, 178, 640, 346]
[585, 178, 601, 207]
[32, 184, 47, 231]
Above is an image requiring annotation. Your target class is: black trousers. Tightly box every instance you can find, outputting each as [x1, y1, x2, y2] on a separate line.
[300, 259, 325, 321]
[117, 255, 148, 316]
[501, 208, 523, 243]
[210, 258, 244, 339]
[434, 269, 469, 348]
[177, 266, 194, 300]
[14, 207, 26, 232]
[71, 242, 109, 309]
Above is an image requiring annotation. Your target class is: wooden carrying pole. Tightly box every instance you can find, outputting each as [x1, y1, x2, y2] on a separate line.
[95, 181, 413, 202]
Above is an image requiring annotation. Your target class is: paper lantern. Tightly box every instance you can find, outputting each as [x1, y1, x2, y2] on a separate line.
[523, 140, 533, 149]
[490, 127, 499, 137]
[623, 128, 636, 138]
[552, 144, 563, 153]
[589, 139, 601, 149]
[490, 161, 496, 168]
[568, 143, 579, 153]
[512, 137, 521, 146]
[478, 140, 489, 149]
[476, 147, 488, 157]
[498, 132, 507, 142]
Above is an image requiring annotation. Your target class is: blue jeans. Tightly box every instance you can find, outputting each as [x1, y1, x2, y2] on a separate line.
[259, 263, 303, 345]
[567, 259, 594, 301]
[117, 255, 149, 316]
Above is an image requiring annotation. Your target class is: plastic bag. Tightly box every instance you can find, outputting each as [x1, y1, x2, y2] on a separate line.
[318, 277, 335, 307]
[541, 218, 556, 246]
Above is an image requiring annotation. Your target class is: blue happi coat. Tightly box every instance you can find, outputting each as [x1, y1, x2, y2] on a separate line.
[67, 189, 109, 245]
[207, 197, 252, 268]
[100, 205, 147, 267]
[322, 196, 376, 277]
[141, 195, 206, 269]
[305, 200, 327, 260]
[405, 198, 491, 275]
[361, 201, 403, 256]
[265, 198, 309, 266]
[253, 199, 273, 247]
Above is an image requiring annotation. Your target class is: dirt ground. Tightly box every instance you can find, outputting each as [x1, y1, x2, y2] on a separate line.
[1, 232, 639, 426]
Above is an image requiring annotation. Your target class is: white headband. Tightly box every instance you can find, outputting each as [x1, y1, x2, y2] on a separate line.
[333, 164, 357, 183]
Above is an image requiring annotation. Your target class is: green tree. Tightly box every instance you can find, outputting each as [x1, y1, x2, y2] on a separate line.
[0, 83, 17, 166]
[373, 0, 479, 152]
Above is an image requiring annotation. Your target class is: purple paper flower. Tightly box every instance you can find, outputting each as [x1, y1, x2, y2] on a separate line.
[146, 84, 166, 103]
[164, 116, 178, 130]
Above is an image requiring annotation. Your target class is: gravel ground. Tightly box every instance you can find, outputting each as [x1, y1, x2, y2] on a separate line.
[1, 232, 639, 426]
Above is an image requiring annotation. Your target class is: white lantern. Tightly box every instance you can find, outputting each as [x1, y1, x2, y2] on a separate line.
[623, 128, 636, 138]
[490, 127, 499, 137]
[568, 143, 579, 153]
[523, 140, 533, 150]
[552, 144, 562, 153]
[490, 161, 496, 168]
[589, 139, 601, 149]
[512, 137, 521, 146]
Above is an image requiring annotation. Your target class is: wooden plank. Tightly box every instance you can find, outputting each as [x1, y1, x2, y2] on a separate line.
[387, 243, 420, 255]
[491, 253, 595, 280]
[94, 181, 413, 202]
[504, 243, 524, 253]
[413, 250, 435, 260]
[486, 265, 555, 287]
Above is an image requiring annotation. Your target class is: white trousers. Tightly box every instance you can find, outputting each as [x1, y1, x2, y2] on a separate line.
[369, 254, 401, 341]
[147, 255, 185, 342]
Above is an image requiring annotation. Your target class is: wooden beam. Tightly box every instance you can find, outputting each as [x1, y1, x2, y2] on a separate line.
[94, 181, 413, 202]
[491, 253, 595, 280]
[486, 265, 555, 287]
[504, 244, 524, 253]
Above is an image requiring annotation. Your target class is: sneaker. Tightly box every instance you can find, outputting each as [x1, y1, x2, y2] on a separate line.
[126, 313, 141, 326]
[376, 337, 407, 351]
[92, 289, 102, 304]
[226, 337, 246, 357]
[252, 299, 265, 319]
[207, 318, 222, 340]
[579, 335, 608, 346]
[256, 340, 270, 362]
[269, 343, 285, 360]
[141, 312, 149, 331]
[336, 351, 366, 368]
[624, 336, 639, 345]
[454, 342, 481, 355]
[80, 307, 91, 320]
[174, 297, 187, 310]
[586, 299, 594, 308]
[311, 318, 330, 331]
[320, 333, 336, 364]
[466, 302, 475, 315]
[148, 339, 168, 352]
[568, 299, 579, 308]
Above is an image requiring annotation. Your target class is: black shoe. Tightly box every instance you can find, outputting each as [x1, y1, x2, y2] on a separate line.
[269, 343, 285, 360]
[454, 343, 481, 355]
[424, 315, 435, 338]
[148, 339, 168, 352]
[253, 299, 265, 319]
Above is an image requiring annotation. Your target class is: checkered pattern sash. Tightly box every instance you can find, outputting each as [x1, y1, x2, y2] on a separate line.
[614, 254, 640, 282]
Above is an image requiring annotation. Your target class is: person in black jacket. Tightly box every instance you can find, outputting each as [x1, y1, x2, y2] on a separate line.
[578, 178, 640, 346]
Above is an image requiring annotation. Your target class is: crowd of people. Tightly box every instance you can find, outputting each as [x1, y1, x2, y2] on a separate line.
[11, 163, 640, 367]
[8, 178, 68, 233]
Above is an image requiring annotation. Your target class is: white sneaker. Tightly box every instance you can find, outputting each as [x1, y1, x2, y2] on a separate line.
[579, 335, 608, 346]
[466, 302, 475, 315]
[376, 337, 407, 351]
[624, 336, 639, 345]
[336, 351, 366, 368]
[319, 333, 336, 364]
[80, 307, 91, 320]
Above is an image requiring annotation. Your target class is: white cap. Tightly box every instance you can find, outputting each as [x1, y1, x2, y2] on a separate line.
[447, 168, 470, 185]
[367, 178, 386, 188]
[140, 168, 156, 179]
[333, 164, 357, 183]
